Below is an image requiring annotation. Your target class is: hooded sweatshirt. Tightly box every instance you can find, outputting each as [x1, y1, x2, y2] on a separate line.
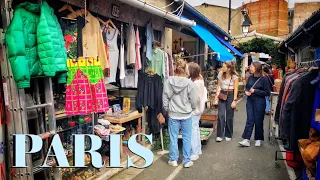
[193, 80, 208, 116]
[163, 76, 197, 119]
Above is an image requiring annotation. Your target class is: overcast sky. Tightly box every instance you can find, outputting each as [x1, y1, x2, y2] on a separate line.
[185, 0, 320, 8]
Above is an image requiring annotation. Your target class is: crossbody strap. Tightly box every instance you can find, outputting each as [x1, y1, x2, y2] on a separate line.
[266, 75, 274, 85]
[251, 77, 262, 89]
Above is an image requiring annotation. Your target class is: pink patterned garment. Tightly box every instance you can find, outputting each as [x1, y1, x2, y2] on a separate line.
[90, 78, 109, 113]
[66, 70, 80, 115]
[66, 69, 93, 115]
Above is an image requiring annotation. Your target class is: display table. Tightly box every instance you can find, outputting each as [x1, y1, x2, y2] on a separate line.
[102, 113, 143, 157]
[200, 109, 218, 132]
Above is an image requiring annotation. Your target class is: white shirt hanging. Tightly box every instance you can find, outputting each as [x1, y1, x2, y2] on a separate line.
[104, 28, 119, 84]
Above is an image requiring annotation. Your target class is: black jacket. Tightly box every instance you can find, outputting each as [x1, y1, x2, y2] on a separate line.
[136, 73, 163, 133]
[136, 73, 163, 112]
[274, 72, 295, 123]
[245, 75, 271, 98]
[280, 69, 318, 150]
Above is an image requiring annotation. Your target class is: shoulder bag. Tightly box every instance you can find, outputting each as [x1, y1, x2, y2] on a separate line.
[218, 77, 232, 101]
[266, 75, 277, 92]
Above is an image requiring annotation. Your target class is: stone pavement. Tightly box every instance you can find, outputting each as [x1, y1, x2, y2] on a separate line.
[110, 100, 291, 180]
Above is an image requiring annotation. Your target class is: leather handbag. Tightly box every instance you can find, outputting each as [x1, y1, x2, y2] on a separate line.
[218, 78, 232, 101]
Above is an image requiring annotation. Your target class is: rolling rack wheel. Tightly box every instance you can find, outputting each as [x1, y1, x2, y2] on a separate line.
[275, 150, 303, 169]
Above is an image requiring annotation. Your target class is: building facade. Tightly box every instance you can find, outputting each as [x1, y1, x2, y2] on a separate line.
[291, 2, 320, 32]
[245, 0, 288, 38]
[193, 4, 243, 36]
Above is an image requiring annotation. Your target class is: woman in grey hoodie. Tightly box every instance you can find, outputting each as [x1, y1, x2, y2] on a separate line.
[163, 59, 197, 168]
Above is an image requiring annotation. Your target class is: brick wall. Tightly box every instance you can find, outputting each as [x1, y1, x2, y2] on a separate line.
[246, 0, 288, 37]
[292, 2, 320, 32]
[194, 5, 242, 36]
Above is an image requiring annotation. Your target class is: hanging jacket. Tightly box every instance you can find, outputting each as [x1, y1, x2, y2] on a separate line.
[5, 2, 67, 89]
[5, 2, 41, 89]
[37, 1, 67, 83]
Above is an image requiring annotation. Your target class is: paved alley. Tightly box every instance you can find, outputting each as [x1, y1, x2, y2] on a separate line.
[110, 101, 292, 180]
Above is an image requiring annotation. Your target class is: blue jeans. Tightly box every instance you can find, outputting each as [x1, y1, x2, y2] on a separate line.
[191, 115, 202, 156]
[265, 96, 271, 113]
[169, 117, 192, 164]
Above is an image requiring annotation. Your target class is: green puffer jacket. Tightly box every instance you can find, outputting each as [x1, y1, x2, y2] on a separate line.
[5, 2, 67, 89]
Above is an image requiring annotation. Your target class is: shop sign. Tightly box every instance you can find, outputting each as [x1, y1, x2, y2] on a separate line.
[112, 5, 120, 18]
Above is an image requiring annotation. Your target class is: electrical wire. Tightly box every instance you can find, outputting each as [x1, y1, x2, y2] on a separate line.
[170, 0, 184, 14]
[177, 1, 184, 16]
[161, 0, 175, 9]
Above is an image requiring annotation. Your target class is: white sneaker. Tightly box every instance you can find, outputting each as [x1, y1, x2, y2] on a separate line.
[239, 139, 250, 147]
[225, 137, 232, 141]
[184, 161, 194, 168]
[168, 160, 178, 167]
[255, 140, 262, 147]
[190, 155, 199, 161]
[216, 137, 223, 142]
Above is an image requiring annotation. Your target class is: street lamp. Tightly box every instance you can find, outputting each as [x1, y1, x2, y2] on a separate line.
[241, 9, 252, 36]
[242, 19, 251, 35]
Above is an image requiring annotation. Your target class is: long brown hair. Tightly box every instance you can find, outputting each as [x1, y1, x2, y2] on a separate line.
[188, 63, 201, 81]
[222, 61, 238, 79]
[252, 61, 263, 77]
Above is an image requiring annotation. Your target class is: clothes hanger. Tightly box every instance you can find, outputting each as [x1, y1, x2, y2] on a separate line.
[58, 2, 75, 14]
[105, 19, 120, 35]
[145, 69, 156, 75]
[59, 1, 77, 20]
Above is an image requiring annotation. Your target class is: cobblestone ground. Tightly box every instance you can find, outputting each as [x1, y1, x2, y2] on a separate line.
[110, 101, 291, 180]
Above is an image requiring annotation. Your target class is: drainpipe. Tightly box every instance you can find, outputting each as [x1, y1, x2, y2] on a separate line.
[118, 0, 196, 27]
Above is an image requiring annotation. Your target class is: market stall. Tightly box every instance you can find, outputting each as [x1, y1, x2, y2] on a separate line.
[0, 0, 197, 179]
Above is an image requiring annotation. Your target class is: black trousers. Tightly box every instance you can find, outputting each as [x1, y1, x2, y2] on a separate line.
[217, 93, 234, 138]
[242, 97, 266, 140]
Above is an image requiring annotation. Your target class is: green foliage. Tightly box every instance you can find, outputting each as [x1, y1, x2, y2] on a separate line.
[152, 129, 170, 151]
[236, 38, 283, 65]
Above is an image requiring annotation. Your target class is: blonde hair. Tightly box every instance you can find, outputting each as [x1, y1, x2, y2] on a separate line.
[175, 59, 186, 75]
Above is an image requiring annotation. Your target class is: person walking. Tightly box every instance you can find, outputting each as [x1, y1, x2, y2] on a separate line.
[215, 61, 239, 142]
[263, 66, 274, 115]
[163, 59, 197, 168]
[188, 63, 207, 161]
[239, 62, 271, 147]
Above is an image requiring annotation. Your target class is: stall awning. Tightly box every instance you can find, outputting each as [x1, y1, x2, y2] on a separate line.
[181, 16, 235, 62]
[215, 35, 244, 58]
